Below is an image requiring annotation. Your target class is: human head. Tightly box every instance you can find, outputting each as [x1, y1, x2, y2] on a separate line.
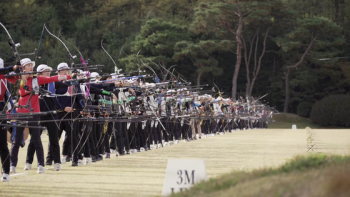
[20, 58, 35, 73]
[57, 63, 70, 75]
[37, 64, 52, 77]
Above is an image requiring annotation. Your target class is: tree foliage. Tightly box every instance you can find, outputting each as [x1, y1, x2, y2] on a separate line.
[0, 0, 349, 114]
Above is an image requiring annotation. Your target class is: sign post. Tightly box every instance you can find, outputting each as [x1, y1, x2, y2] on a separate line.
[161, 159, 207, 196]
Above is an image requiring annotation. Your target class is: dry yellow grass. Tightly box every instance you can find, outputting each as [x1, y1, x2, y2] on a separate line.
[0, 128, 349, 197]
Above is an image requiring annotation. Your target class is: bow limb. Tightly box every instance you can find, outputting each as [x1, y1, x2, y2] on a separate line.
[101, 39, 122, 74]
[43, 24, 76, 67]
[58, 32, 91, 99]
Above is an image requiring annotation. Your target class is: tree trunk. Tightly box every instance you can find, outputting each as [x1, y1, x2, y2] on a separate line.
[243, 31, 257, 97]
[249, 27, 271, 97]
[283, 68, 290, 113]
[231, 0, 244, 101]
[197, 72, 203, 89]
[283, 36, 317, 113]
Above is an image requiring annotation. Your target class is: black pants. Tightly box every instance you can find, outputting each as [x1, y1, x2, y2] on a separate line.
[95, 120, 105, 155]
[138, 121, 147, 148]
[41, 114, 61, 164]
[109, 122, 118, 150]
[123, 122, 130, 152]
[161, 118, 169, 142]
[11, 116, 44, 167]
[0, 102, 9, 174]
[0, 125, 9, 174]
[58, 111, 79, 162]
[174, 119, 181, 140]
[90, 121, 98, 157]
[152, 121, 162, 144]
[87, 121, 97, 157]
[103, 122, 113, 154]
[79, 120, 91, 158]
[115, 121, 126, 153]
[129, 122, 137, 149]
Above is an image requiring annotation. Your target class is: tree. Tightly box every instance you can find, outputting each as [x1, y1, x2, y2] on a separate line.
[275, 17, 344, 112]
[173, 40, 231, 88]
[191, 0, 254, 101]
[120, 18, 190, 72]
[241, 0, 292, 98]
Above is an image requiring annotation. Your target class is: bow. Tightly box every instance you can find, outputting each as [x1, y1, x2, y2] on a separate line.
[101, 39, 122, 74]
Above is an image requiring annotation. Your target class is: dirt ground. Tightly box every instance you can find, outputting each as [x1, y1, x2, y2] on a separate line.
[0, 128, 349, 197]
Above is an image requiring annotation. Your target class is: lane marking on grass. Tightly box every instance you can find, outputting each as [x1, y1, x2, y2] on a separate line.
[10, 172, 27, 177]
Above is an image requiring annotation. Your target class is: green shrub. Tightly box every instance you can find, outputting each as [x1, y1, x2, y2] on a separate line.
[310, 95, 350, 127]
[297, 102, 313, 117]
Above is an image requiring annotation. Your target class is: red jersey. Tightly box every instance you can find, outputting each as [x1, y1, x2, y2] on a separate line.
[1, 75, 71, 113]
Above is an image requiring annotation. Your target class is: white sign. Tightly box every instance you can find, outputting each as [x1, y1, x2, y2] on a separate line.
[292, 124, 297, 129]
[161, 159, 206, 196]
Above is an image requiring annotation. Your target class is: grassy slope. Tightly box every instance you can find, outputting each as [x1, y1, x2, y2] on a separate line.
[269, 113, 321, 129]
[172, 155, 350, 197]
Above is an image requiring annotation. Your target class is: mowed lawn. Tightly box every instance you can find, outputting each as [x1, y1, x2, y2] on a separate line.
[1, 128, 349, 197]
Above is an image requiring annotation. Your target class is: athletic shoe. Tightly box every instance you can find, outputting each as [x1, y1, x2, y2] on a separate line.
[66, 156, 72, 162]
[78, 159, 83, 166]
[91, 156, 97, 162]
[110, 149, 116, 153]
[85, 158, 91, 165]
[1, 173, 9, 182]
[199, 137, 201, 139]
[169, 141, 174, 145]
[175, 140, 179, 144]
[10, 166, 15, 174]
[105, 153, 110, 159]
[97, 155, 103, 161]
[220, 132, 224, 135]
[61, 156, 67, 164]
[157, 143, 162, 148]
[46, 159, 52, 166]
[37, 165, 45, 174]
[130, 149, 138, 154]
[71, 162, 78, 167]
[140, 147, 145, 152]
[163, 142, 168, 147]
[24, 163, 31, 171]
[193, 137, 197, 140]
[54, 163, 60, 171]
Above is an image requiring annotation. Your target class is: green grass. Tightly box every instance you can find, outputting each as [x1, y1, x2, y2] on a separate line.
[3, 129, 350, 196]
[269, 113, 321, 129]
[172, 154, 350, 197]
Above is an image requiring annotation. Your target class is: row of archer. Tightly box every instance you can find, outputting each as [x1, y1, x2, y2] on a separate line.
[0, 22, 275, 182]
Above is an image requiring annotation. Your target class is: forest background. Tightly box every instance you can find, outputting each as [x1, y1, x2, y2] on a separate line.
[1, 0, 349, 115]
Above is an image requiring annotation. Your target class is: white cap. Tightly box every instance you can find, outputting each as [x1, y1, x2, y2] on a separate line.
[126, 79, 136, 83]
[0, 58, 3, 69]
[90, 72, 100, 78]
[57, 62, 69, 71]
[77, 69, 86, 75]
[20, 58, 35, 67]
[36, 64, 52, 72]
[110, 73, 117, 79]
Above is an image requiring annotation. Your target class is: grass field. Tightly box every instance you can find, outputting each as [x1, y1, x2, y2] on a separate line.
[0, 128, 349, 196]
[173, 154, 350, 197]
[269, 113, 321, 129]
